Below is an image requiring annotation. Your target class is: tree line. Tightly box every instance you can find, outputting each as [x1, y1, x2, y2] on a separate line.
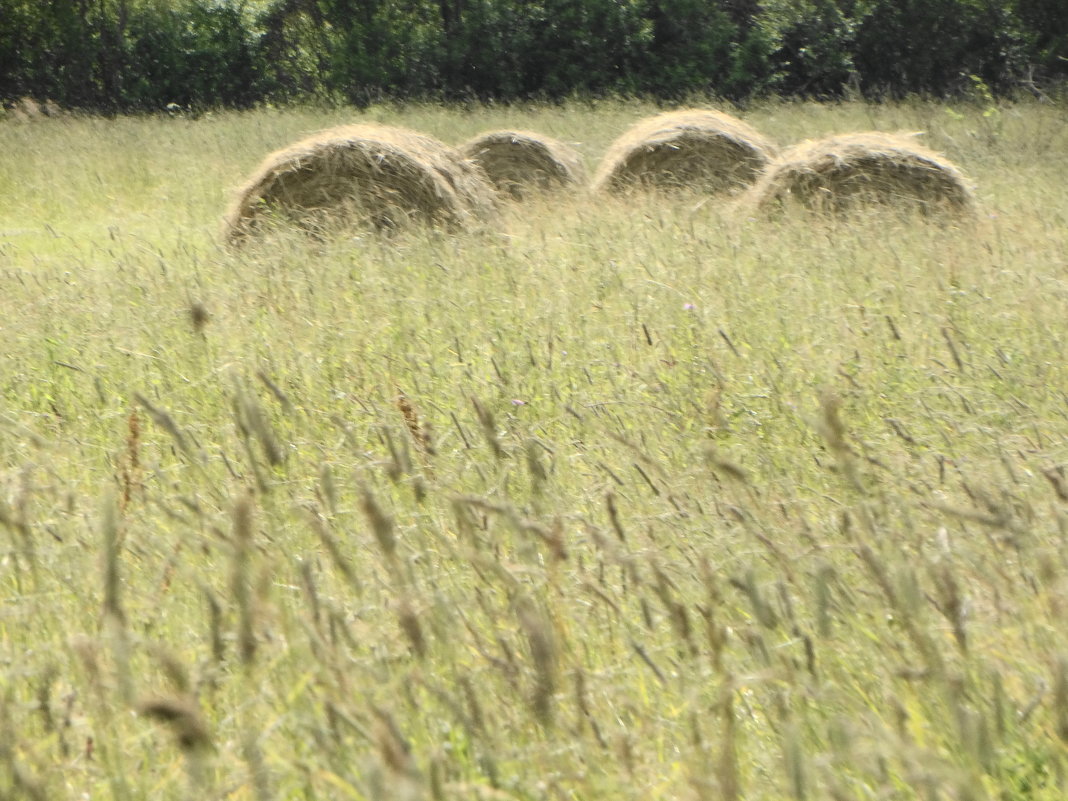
[1, 0, 1065, 111]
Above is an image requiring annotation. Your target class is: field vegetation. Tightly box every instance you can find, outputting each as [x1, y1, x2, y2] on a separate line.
[2, 99, 1068, 800]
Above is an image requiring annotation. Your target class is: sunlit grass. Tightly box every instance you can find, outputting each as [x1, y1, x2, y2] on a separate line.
[2, 98, 1068, 800]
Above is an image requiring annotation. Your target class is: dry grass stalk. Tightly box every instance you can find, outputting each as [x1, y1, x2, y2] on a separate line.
[203, 586, 225, 664]
[234, 385, 284, 467]
[745, 131, 976, 217]
[319, 462, 338, 515]
[101, 497, 125, 625]
[257, 370, 292, 413]
[717, 685, 740, 801]
[360, 485, 396, 559]
[592, 109, 777, 195]
[524, 439, 549, 493]
[1055, 657, 1068, 743]
[135, 393, 193, 460]
[459, 129, 585, 199]
[230, 494, 257, 666]
[517, 597, 557, 725]
[118, 409, 142, 515]
[224, 123, 497, 242]
[605, 492, 627, 542]
[304, 504, 362, 593]
[471, 396, 504, 459]
[397, 597, 426, 658]
[373, 706, 416, 776]
[150, 644, 192, 695]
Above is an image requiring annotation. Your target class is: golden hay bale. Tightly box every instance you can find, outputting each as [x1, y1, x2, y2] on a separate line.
[40, 99, 64, 117]
[17, 97, 42, 117]
[8, 97, 66, 118]
[7, 97, 42, 122]
[592, 109, 777, 195]
[224, 123, 497, 243]
[459, 130, 585, 199]
[745, 132, 975, 217]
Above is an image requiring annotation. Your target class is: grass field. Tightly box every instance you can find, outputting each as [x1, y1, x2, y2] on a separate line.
[2, 98, 1068, 801]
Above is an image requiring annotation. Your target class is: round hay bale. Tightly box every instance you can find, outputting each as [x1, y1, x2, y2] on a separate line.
[224, 123, 497, 243]
[40, 99, 65, 118]
[17, 97, 42, 117]
[459, 130, 585, 199]
[745, 132, 975, 217]
[592, 109, 777, 195]
[7, 97, 42, 122]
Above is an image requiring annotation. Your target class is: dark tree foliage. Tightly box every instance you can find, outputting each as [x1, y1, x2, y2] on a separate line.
[642, 0, 739, 98]
[1015, 0, 1068, 77]
[0, 0, 1065, 111]
[758, 0, 857, 97]
[0, 0, 264, 110]
[516, 0, 649, 97]
[852, 0, 1030, 97]
[123, 2, 261, 109]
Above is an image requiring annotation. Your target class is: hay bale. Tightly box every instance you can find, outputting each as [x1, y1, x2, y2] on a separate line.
[7, 97, 42, 122]
[592, 109, 777, 195]
[16, 97, 42, 117]
[40, 99, 65, 118]
[745, 132, 975, 217]
[459, 130, 585, 199]
[224, 123, 497, 243]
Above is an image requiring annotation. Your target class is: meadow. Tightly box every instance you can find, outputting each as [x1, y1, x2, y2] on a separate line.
[1, 98, 1068, 801]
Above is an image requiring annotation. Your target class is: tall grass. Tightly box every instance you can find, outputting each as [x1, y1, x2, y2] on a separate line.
[2, 98, 1068, 800]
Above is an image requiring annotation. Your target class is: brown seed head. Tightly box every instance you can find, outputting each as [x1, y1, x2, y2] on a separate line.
[139, 695, 213, 752]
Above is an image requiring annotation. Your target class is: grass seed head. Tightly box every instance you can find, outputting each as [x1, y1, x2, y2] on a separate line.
[361, 485, 396, 559]
[397, 597, 427, 658]
[517, 597, 557, 725]
[230, 493, 257, 665]
[188, 301, 210, 333]
[138, 695, 213, 753]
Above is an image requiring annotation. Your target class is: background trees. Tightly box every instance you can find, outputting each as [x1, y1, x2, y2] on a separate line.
[1, 0, 1065, 110]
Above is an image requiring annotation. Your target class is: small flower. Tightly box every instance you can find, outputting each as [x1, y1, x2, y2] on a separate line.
[511, 399, 526, 406]
[683, 303, 696, 310]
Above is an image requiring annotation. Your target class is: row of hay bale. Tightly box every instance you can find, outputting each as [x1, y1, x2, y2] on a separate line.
[3, 97, 67, 121]
[224, 109, 974, 243]
[590, 110, 973, 217]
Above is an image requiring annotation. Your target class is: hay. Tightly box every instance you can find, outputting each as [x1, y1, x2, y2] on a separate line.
[40, 99, 64, 117]
[224, 123, 497, 243]
[6, 97, 65, 122]
[745, 132, 975, 217]
[459, 130, 585, 199]
[592, 109, 777, 195]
